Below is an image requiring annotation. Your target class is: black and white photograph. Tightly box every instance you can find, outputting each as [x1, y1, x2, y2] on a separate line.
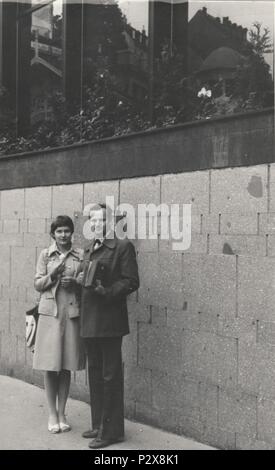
[0, 0, 274, 454]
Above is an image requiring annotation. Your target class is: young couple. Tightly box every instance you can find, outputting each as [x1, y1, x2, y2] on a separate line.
[33, 203, 139, 449]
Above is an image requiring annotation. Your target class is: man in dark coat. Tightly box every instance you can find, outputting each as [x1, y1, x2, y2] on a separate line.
[78, 203, 139, 449]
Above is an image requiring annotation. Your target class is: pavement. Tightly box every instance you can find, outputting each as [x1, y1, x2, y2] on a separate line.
[0, 375, 215, 450]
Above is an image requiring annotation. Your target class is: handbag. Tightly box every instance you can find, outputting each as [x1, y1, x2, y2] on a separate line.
[26, 304, 39, 353]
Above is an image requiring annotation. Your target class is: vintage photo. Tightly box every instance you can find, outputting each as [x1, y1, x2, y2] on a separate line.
[0, 0, 274, 452]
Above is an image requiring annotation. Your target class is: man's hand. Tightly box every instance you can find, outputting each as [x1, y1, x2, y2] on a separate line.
[76, 272, 84, 285]
[60, 276, 76, 289]
[94, 279, 107, 296]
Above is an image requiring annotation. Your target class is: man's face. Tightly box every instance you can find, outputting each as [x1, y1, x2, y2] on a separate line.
[90, 208, 107, 239]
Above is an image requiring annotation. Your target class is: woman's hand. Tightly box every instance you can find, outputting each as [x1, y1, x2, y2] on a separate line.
[50, 260, 66, 281]
[60, 276, 76, 289]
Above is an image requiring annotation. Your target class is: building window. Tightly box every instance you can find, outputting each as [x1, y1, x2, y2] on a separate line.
[0, 1, 274, 155]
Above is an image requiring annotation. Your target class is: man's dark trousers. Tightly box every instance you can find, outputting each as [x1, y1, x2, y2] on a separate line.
[85, 337, 124, 440]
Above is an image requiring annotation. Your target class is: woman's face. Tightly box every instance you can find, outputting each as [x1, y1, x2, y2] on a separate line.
[53, 226, 73, 247]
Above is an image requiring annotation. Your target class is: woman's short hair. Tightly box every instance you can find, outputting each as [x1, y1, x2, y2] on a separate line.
[50, 215, 74, 236]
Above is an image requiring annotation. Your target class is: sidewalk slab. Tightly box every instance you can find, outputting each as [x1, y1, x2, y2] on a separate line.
[0, 375, 215, 450]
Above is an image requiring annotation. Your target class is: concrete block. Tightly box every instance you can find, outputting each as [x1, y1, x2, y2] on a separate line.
[199, 382, 219, 428]
[182, 330, 238, 387]
[124, 400, 136, 420]
[190, 213, 202, 234]
[25, 347, 35, 368]
[0, 189, 25, 219]
[182, 254, 237, 319]
[0, 331, 17, 366]
[220, 213, 258, 235]
[11, 247, 36, 287]
[167, 307, 199, 332]
[33, 370, 44, 387]
[128, 302, 151, 324]
[18, 287, 27, 302]
[238, 339, 275, 397]
[25, 187, 52, 219]
[2, 287, 18, 301]
[177, 415, 204, 443]
[16, 335, 26, 365]
[155, 372, 218, 427]
[23, 233, 51, 248]
[52, 184, 83, 218]
[19, 219, 28, 233]
[198, 311, 219, 334]
[28, 218, 47, 234]
[238, 256, 275, 322]
[269, 166, 275, 211]
[217, 315, 256, 341]
[266, 235, 275, 256]
[202, 213, 219, 234]
[218, 387, 257, 436]
[269, 183, 275, 212]
[150, 306, 167, 326]
[161, 171, 210, 214]
[135, 238, 158, 253]
[152, 370, 173, 411]
[151, 404, 184, 435]
[0, 301, 9, 330]
[159, 234, 207, 254]
[0, 247, 10, 286]
[3, 220, 19, 234]
[174, 375, 200, 414]
[0, 234, 23, 247]
[136, 402, 156, 425]
[211, 166, 268, 214]
[236, 434, 275, 450]
[258, 320, 275, 346]
[201, 425, 236, 450]
[151, 374, 202, 436]
[124, 366, 151, 404]
[259, 212, 275, 234]
[138, 323, 182, 372]
[257, 397, 275, 445]
[26, 288, 40, 304]
[10, 301, 27, 336]
[24, 365, 34, 384]
[83, 180, 119, 209]
[138, 252, 185, 310]
[209, 234, 266, 257]
[120, 176, 160, 207]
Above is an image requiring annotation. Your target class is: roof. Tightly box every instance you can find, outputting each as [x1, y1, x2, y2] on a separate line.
[200, 47, 243, 72]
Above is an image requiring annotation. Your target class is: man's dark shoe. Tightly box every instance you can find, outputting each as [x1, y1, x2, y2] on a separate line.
[82, 429, 99, 439]
[88, 437, 123, 449]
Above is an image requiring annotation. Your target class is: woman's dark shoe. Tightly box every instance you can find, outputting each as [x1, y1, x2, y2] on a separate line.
[82, 429, 99, 439]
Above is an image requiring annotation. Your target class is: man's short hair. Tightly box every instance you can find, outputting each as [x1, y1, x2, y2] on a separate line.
[89, 203, 113, 219]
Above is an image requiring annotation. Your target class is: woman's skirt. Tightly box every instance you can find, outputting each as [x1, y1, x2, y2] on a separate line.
[33, 287, 86, 372]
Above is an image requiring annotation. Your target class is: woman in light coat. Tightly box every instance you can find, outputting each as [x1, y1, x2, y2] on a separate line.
[33, 215, 85, 433]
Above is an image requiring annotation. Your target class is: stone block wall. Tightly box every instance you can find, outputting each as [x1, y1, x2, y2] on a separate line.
[1, 163, 275, 448]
